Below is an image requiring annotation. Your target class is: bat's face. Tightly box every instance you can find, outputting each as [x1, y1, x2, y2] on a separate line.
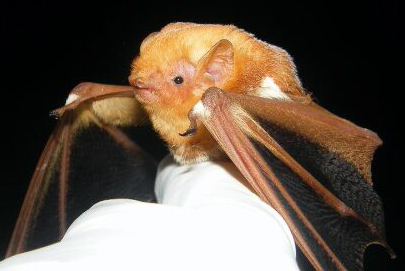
[128, 24, 232, 163]
[129, 58, 222, 163]
[129, 58, 203, 107]
[130, 59, 198, 107]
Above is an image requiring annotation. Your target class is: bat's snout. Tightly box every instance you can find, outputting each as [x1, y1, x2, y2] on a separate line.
[131, 77, 159, 103]
[133, 77, 147, 89]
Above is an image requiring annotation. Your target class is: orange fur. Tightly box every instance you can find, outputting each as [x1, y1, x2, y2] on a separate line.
[129, 22, 307, 163]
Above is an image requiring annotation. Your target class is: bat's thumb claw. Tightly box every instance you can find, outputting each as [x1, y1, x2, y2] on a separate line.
[179, 108, 198, 137]
[179, 127, 197, 137]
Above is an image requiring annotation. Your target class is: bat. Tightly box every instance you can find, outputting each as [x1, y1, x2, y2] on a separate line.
[7, 22, 395, 270]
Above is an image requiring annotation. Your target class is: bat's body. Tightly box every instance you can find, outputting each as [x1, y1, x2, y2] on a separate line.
[7, 22, 394, 271]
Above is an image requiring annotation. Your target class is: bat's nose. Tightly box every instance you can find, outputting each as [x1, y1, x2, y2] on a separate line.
[134, 77, 146, 89]
[131, 76, 158, 103]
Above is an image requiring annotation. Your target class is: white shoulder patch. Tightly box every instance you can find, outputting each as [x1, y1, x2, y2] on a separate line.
[256, 77, 290, 100]
[192, 100, 211, 118]
[65, 93, 80, 105]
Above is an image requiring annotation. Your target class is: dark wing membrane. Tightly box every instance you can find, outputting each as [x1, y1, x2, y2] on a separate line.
[251, 137, 383, 271]
[7, 98, 158, 257]
[193, 88, 394, 271]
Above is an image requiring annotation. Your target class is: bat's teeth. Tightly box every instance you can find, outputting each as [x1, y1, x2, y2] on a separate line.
[65, 93, 80, 105]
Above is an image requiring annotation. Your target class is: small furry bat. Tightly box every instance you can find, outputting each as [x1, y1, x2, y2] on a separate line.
[7, 22, 395, 270]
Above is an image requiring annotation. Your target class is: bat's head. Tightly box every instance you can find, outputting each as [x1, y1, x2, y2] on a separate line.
[129, 23, 235, 104]
[129, 23, 237, 163]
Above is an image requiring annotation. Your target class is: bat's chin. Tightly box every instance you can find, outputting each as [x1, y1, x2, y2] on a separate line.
[134, 88, 159, 104]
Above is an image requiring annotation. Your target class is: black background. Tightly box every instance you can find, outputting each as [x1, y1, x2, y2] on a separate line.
[1, 1, 403, 270]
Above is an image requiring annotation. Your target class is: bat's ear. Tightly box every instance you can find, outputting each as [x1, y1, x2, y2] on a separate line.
[196, 39, 234, 88]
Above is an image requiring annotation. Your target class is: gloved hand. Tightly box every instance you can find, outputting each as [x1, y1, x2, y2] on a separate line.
[0, 156, 299, 271]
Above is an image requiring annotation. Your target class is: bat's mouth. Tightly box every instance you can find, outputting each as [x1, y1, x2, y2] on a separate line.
[130, 77, 159, 104]
[134, 87, 159, 104]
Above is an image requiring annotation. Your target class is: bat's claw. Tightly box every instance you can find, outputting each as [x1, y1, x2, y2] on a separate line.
[179, 108, 198, 137]
[179, 127, 197, 137]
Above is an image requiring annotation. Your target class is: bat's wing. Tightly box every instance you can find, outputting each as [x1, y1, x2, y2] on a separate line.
[7, 83, 160, 257]
[185, 87, 395, 271]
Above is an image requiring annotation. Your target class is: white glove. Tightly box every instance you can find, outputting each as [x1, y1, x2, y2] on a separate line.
[0, 156, 299, 271]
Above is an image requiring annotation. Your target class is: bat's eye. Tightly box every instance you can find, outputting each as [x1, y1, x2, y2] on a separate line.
[173, 76, 184, 85]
